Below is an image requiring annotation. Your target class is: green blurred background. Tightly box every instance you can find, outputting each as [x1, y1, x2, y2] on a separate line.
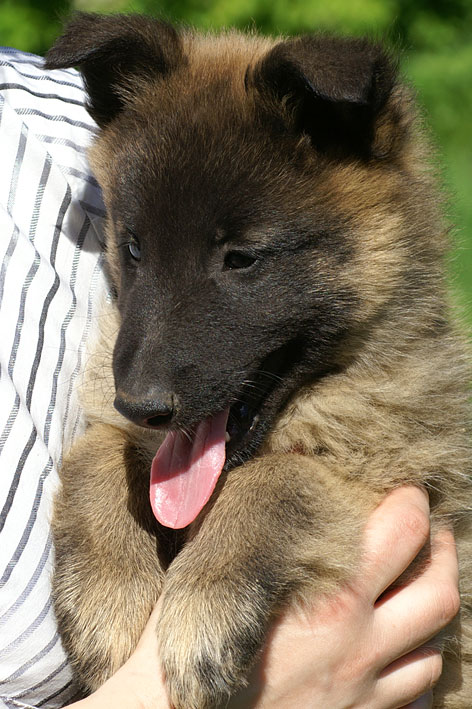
[1, 0, 470, 321]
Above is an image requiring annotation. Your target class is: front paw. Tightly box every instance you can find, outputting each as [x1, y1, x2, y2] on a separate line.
[156, 573, 269, 709]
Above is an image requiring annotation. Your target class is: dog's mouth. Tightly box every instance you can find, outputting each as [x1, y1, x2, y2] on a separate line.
[225, 400, 259, 453]
[224, 341, 297, 461]
[149, 341, 301, 530]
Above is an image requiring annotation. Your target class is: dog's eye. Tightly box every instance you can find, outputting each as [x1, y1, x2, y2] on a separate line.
[122, 227, 141, 261]
[128, 240, 141, 261]
[223, 251, 257, 271]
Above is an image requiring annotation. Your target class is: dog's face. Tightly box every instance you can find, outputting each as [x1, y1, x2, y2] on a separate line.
[94, 91, 359, 468]
[46, 15, 428, 474]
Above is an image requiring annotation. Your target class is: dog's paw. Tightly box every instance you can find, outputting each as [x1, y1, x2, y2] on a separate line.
[156, 573, 269, 709]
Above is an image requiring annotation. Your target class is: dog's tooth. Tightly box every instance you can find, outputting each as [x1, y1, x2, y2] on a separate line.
[225, 431, 231, 443]
[249, 414, 260, 433]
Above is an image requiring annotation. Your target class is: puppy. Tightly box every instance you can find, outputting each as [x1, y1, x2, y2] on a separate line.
[46, 13, 472, 708]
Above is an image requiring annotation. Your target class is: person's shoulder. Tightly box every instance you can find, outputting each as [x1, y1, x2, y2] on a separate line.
[0, 46, 84, 89]
[0, 46, 97, 137]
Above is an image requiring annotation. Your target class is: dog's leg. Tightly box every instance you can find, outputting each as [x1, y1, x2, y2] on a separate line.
[157, 452, 376, 709]
[52, 423, 164, 691]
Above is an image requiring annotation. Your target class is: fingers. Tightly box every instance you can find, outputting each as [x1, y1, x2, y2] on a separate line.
[374, 646, 441, 708]
[134, 598, 163, 654]
[373, 527, 459, 664]
[114, 599, 171, 709]
[360, 486, 430, 601]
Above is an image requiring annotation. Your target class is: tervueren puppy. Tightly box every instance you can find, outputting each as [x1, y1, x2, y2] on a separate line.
[46, 13, 472, 708]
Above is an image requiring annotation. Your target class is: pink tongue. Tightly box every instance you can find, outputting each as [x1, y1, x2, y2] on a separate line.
[149, 408, 229, 529]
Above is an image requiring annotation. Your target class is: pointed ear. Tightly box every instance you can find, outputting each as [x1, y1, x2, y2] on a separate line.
[250, 35, 397, 159]
[45, 13, 183, 127]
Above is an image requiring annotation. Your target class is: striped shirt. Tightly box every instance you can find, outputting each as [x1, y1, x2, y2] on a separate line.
[0, 49, 108, 708]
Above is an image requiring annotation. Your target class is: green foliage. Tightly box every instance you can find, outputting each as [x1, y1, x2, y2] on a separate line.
[111, 0, 472, 48]
[1, 0, 471, 321]
[0, 0, 70, 56]
[407, 44, 472, 311]
[126, 0, 396, 36]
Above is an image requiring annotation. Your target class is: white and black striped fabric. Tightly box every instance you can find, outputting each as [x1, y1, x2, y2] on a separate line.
[0, 49, 108, 708]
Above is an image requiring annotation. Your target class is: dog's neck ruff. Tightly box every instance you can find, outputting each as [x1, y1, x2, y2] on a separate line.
[150, 409, 229, 528]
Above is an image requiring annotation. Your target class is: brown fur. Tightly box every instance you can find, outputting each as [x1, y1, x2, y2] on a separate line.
[46, 14, 472, 708]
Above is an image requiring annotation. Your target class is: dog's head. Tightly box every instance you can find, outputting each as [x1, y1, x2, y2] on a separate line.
[47, 14, 439, 525]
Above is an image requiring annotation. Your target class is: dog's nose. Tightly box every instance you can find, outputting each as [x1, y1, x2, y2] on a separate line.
[114, 390, 176, 428]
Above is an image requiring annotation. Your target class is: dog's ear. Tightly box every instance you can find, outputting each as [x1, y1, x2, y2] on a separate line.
[45, 13, 183, 127]
[250, 35, 398, 159]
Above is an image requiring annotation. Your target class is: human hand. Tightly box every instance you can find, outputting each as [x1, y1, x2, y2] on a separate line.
[229, 486, 459, 708]
[66, 600, 169, 709]
[66, 486, 459, 709]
